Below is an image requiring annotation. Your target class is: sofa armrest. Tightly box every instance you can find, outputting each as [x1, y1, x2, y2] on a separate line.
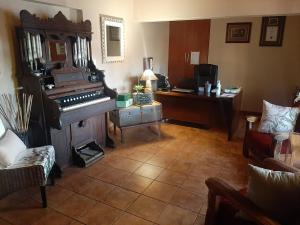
[205, 177, 280, 225]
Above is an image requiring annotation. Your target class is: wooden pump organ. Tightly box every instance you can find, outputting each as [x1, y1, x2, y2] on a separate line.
[16, 10, 117, 168]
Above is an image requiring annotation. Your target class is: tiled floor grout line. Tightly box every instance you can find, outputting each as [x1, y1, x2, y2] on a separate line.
[54, 177, 203, 224]
[0, 123, 248, 225]
[54, 177, 160, 223]
[0, 191, 85, 225]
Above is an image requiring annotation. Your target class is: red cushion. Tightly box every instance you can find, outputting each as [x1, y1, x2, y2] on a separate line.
[246, 131, 274, 157]
[246, 131, 292, 158]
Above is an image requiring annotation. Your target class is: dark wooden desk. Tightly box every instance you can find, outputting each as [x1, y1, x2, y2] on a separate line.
[155, 91, 242, 140]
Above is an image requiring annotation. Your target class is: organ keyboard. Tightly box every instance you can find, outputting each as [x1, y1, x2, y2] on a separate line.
[61, 97, 111, 112]
[53, 90, 110, 112]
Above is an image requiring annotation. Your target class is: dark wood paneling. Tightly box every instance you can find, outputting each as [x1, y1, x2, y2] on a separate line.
[168, 21, 186, 87]
[50, 127, 71, 167]
[168, 20, 211, 89]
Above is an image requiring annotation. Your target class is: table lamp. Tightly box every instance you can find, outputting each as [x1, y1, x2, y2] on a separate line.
[140, 69, 157, 92]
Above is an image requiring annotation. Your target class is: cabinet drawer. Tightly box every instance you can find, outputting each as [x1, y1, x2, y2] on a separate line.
[141, 103, 162, 123]
[119, 109, 141, 126]
[110, 102, 162, 127]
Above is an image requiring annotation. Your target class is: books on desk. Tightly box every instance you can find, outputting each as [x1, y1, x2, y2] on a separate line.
[172, 88, 194, 93]
[220, 93, 236, 98]
[221, 87, 242, 98]
[224, 87, 242, 94]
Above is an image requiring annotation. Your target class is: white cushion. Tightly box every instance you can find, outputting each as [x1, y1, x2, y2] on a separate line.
[247, 164, 300, 225]
[0, 130, 26, 167]
[258, 100, 299, 133]
[0, 117, 5, 138]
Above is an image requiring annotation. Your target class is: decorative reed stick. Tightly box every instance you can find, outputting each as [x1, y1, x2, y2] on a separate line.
[0, 93, 33, 134]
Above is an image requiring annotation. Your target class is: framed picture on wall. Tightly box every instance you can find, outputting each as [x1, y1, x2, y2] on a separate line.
[225, 22, 252, 43]
[259, 16, 286, 47]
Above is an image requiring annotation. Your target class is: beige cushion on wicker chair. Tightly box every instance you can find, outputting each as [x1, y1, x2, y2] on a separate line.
[0, 130, 26, 167]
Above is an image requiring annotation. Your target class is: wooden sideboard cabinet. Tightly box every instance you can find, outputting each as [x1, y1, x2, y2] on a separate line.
[110, 101, 162, 142]
[155, 91, 242, 140]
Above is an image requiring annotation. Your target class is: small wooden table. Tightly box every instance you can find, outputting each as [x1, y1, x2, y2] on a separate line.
[110, 101, 162, 143]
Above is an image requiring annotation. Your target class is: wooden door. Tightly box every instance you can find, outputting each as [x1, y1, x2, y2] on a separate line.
[168, 20, 211, 89]
[184, 20, 211, 78]
[168, 21, 186, 87]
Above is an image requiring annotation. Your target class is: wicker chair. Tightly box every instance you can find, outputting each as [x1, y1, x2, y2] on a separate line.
[0, 145, 56, 208]
[0, 116, 58, 208]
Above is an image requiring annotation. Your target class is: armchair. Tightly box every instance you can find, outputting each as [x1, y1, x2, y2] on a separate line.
[204, 158, 299, 225]
[0, 115, 58, 208]
[0, 145, 56, 208]
[243, 100, 300, 162]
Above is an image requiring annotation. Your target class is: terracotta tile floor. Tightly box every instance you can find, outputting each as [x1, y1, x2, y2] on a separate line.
[0, 123, 248, 225]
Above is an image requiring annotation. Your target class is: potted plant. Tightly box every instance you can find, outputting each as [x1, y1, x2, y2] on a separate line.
[132, 83, 144, 105]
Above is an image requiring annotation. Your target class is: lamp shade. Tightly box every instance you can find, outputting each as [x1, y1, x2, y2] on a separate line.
[140, 69, 157, 81]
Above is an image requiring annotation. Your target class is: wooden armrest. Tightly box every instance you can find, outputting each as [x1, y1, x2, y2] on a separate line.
[205, 177, 280, 225]
[262, 158, 300, 173]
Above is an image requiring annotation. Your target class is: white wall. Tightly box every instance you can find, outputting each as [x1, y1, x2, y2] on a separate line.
[208, 16, 300, 112]
[66, 0, 169, 92]
[134, 0, 300, 22]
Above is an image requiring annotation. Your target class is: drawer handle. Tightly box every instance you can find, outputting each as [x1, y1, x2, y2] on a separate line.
[78, 120, 86, 128]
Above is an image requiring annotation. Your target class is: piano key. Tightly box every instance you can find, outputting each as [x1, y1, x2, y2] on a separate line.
[61, 97, 111, 112]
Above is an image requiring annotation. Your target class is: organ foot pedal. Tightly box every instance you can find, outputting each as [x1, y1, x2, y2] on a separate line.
[73, 141, 105, 167]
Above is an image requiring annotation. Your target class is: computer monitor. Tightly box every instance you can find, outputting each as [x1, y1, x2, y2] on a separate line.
[194, 64, 218, 87]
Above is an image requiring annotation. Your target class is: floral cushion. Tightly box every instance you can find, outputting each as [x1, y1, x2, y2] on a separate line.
[7, 145, 55, 179]
[258, 100, 299, 133]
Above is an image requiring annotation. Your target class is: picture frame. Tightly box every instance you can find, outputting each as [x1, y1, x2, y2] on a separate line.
[225, 22, 252, 43]
[100, 14, 125, 63]
[259, 16, 286, 47]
